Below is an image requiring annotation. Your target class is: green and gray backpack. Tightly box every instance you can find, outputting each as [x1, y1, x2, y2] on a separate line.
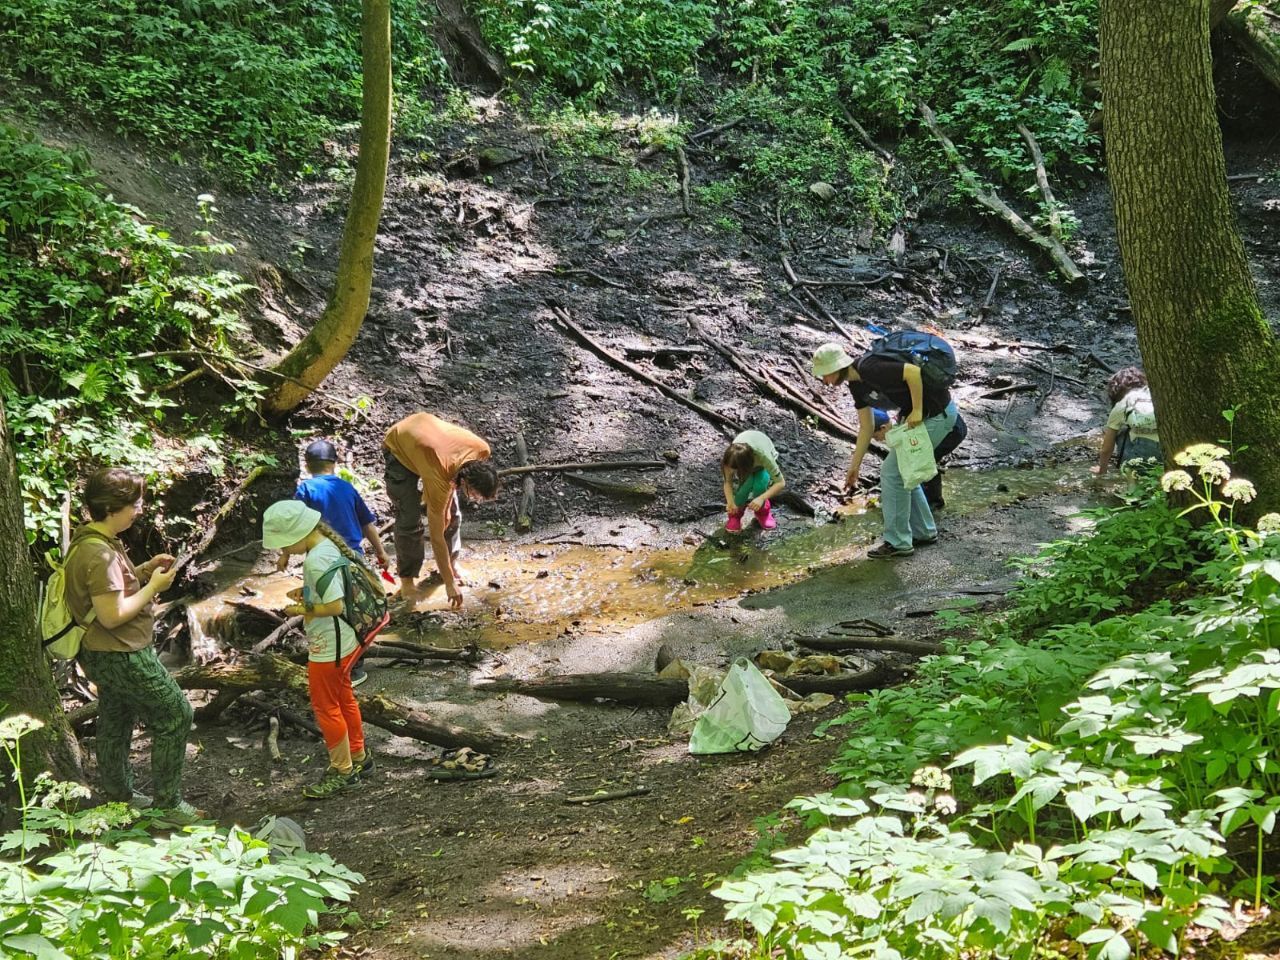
[315, 556, 390, 668]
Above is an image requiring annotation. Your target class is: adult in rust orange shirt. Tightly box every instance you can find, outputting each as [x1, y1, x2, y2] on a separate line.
[383, 413, 500, 607]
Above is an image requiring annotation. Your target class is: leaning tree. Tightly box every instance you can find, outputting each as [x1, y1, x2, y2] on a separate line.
[260, 0, 393, 417]
[0, 400, 82, 790]
[1100, 0, 1280, 508]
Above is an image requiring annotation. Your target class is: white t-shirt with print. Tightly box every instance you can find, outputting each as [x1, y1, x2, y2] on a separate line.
[1105, 388, 1159, 443]
[302, 537, 358, 663]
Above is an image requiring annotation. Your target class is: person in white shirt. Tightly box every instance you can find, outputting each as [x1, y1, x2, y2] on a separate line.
[1094, 367, 1161, 474]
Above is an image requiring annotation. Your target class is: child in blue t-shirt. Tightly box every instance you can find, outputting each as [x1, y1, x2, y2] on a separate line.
[288, 439, 391, 568]
[279, 440, 390, 687]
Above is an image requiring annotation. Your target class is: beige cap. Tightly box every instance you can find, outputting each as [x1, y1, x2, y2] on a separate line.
[262, 500, 321, 549]
[811, 342, 855, 377]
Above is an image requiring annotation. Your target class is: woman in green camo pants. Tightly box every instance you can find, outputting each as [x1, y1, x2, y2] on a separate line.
[65, 468, 199, 819]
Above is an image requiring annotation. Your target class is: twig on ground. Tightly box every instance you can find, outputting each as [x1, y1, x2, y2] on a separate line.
[675, 146, 692, 216]
[978, 383, 1039, 400]
[565, 785, 651, 805]
[499, 459, 668, 477]
[689, 118, 743, 142]
[977, 265, 1003, 319]
[548, 306, 741, 436]
[838, 104, 894, 164]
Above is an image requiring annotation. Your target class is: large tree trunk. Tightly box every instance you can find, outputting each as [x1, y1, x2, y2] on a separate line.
[0, 400, 81, 793]
[1100, 0, 1280, 510]
[260, 0, 393, 417]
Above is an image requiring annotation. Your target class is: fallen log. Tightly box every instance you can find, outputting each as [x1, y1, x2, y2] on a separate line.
[499, 459, 669, 478]
[515, 431, 535, 533]
[548, 305, 743, 436]
[798, 634, 944, 656]
[1222, 5, 1280, 94]
[357, 692, 505, 752]
[1017, 124, 1063, 242]
[481, 674, 694, 708]
[370, 638, 483, 662]
[621, 344, 706, 360]
[779, 661, 894, 694]
[564, 473, 658, 499]
[477, 662, 892, 707]
[917, 101, 1084, 284]
[67, 652, 505, 751]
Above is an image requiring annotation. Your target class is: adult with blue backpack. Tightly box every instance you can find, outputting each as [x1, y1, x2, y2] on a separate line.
[812, 330, 962, 559]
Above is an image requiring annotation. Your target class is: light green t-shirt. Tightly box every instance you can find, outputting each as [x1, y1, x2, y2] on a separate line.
[733, 430, 782, 478]
[303, 537, 358, 663]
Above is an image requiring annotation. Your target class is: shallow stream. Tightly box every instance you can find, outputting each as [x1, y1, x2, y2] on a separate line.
[191, 462, 1098, 652]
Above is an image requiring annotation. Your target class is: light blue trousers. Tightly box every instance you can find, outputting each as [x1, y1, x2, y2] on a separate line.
[879, 403, 958, 550]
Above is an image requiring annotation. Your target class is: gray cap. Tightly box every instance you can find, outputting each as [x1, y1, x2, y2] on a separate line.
[304, 439, 338, 462]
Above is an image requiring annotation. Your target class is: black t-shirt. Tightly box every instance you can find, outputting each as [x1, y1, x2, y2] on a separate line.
[848, 354, 951, 417]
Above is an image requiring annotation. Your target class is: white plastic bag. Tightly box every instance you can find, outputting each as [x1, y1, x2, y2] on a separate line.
[885, 422, 938, 489]
[689, 658, 791, 755]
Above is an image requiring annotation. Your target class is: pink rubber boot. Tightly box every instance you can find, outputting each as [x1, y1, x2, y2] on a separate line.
[725, 510, 744, 532]
[755, 500, 777, 530]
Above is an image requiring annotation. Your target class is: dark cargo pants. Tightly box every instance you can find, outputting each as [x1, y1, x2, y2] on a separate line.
[384, 449, 461, 581]
[78, 645, 193, 806]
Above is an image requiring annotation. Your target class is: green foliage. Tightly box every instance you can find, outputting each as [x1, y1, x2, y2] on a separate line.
[0, 715, 362, 959]
[481, 0, 1099, 230]
[0, 0, 448, 181]
[704, 452, 1280, 959]
[1009, 471, 1200, 634]
[713, 88, 901, 220]
[0, 125, 257, 543]
[476, 0, 715, 98]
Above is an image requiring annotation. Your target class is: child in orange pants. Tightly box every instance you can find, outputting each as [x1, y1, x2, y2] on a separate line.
[263, 500, 373, 798]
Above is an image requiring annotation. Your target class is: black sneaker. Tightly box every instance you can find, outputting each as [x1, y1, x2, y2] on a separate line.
[350, 666, 369, 688]
[353, 752, 376, 778]
[868, 541, 914, 559]
[913, 536, 939, 547]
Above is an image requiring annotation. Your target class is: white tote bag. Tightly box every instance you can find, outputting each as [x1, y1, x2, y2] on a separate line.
[885, 422, 938, 489]
[689, 658, 791, 755]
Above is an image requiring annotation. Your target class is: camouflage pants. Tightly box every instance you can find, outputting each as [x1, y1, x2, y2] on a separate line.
[79, 645, 193, 806]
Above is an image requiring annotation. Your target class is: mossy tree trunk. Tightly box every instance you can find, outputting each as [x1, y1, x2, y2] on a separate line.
[0, 400, 82, 795]
[260, 0, 392, 417]
[1100, 0, 1280, 510]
